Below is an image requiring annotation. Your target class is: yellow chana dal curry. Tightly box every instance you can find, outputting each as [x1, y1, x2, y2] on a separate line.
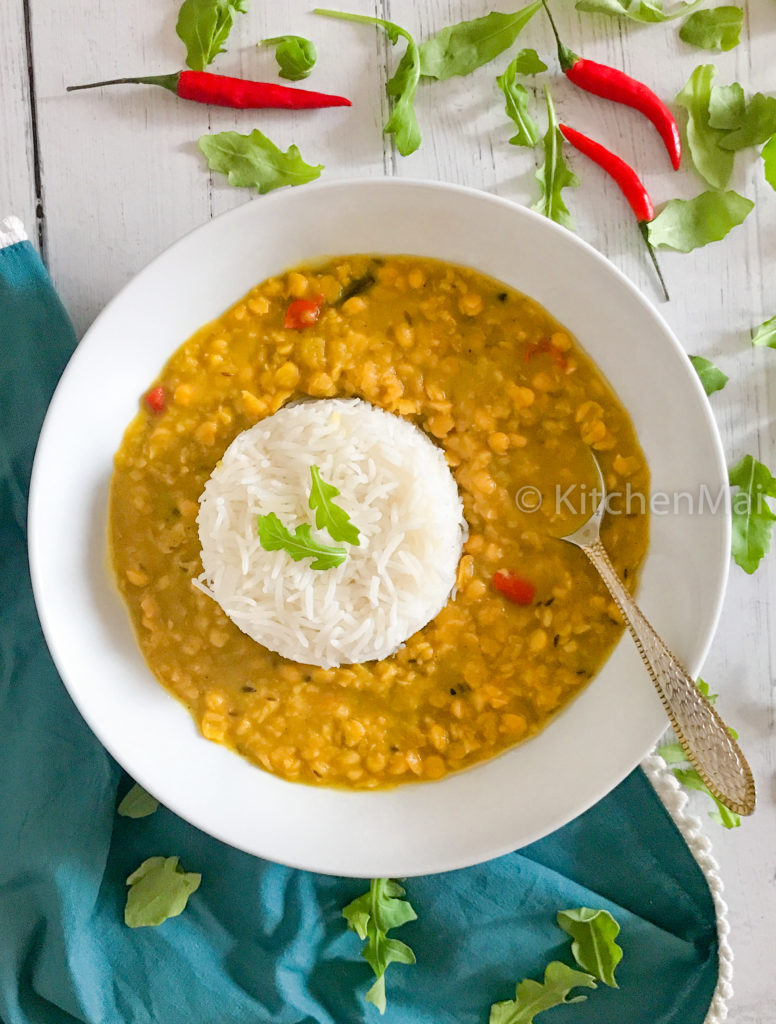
[109, 255, 649, 789]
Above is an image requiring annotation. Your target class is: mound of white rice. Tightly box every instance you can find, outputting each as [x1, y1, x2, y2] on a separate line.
[196, 398, 466, 668]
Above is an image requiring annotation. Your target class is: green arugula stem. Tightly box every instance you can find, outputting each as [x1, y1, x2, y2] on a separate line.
[540, 0, 577, 70]
[638, 221, 670, 301]
[67, 74, 180, 93]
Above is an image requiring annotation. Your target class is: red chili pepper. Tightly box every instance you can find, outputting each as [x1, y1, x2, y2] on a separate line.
[144, 386, 166, 413]
[492, 570, 536, 606]
[285, 294, 324, 329]
[541, 2, 680, 171]
[524, 338, 567, 370]
[67, 71, 352, 110]
[559, 124, 669, 302]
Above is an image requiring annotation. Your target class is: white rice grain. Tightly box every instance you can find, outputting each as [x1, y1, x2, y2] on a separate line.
[196, 398, 466, 668]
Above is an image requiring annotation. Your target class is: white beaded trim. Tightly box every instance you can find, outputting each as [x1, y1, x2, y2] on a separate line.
[642, 753, 733, 1023]
[0, 216, 28, 249]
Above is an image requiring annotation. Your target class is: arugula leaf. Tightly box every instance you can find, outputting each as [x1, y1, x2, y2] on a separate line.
[489, 961, 597, 1024]
[659, 735, 740, 825]
[656, 681, 742, 827]
[506, 48, 547, 76]
[385, 42, 422, 156]
[176, 0, 248, 71]
[257, 512, 346, 570]
[315, 10, 421, 156]
[673, 767, 742, 827]
[309, 465, 360, 544]
[556, 908, 623, 987]
[676, 65, 735, 188]
[117, 783, 159, 819]
[647, 190, 753, 252]
[697, 677, 736, 724]
[199, 130, 323, 194]
[679, 6, 743, 51]
[729, 454, 776, 574]
[343, 879, 417, 1014]
[708, 82, 746, 129]
[262, 35, 317, 81]
[695, 678, 713, 701]
[689, 355, 728, 394]
[533, 86, 579, 229]
[417, 1, 542, 81]
[656, 739, 688, 764]
[575, 0, 705, 23]
[124, 856, 201, 927]
[497, 50, 547, 148]
[718, 92, 776, 150]
[762, 135, 776, 190]
[752, 317, 776, 350]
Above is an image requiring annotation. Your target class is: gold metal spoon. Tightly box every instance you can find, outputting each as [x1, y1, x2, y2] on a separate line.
[559, 455, 756, 816]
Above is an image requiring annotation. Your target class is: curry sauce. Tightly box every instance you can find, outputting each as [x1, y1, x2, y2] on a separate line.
[109, 255, 649, 788]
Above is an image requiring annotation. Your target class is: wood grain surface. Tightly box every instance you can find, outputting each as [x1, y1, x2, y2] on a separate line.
[2, 1, 775, 1019]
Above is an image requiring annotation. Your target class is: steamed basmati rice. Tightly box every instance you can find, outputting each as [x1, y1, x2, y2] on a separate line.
[196, 398, 466, 668]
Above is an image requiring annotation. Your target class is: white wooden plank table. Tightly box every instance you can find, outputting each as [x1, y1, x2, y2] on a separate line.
[2, 0, 775, 1019]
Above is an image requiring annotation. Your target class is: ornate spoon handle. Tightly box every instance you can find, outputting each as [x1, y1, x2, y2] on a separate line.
[582, 539, 756, 816]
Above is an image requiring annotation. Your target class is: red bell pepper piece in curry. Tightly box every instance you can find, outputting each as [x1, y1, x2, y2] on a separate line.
[492, 570, 536, 606]
[285, 294, 325, 329]
[144, 386, 166, 413]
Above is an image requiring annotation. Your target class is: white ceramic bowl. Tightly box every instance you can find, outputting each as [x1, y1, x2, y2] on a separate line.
[29, 179, 729, 877]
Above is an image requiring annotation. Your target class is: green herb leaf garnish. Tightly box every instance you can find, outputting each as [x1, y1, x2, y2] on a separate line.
[575, 0, 706, 22]
[505, 47, 547, 77]
[656, 739, 688, 765]
[718, 92, 776, 151]
[689, 355, 729, 395]
[533, 86, 579, 229]
[257, 511, 346, 570]
[708, 82, 746, 130]
[674, 767, 742, 827]
[728, 454, 776, 574]
[176, 0, 249, 71]
[336, 270, 377, 305]
[124, 856, 201, 928]
[679, 6, 743, 52]
[762, 135, 776, 190]
[752, 317, 776, 350]
[198, 130, 323, 194]
[309, 465, 360, 545]
[647, 190, 753, 252]
[489, 961, 597, 1024]
[657, 683, 742, 829]
[697, 679, 715, 701]
[676, 65, 735, 188]
[497, 49, 547, 148]
[417, 1, 543, 81]
[314, 10, 421, 156]
[343, 878, 417, 1014]
[117, 783, 159, 819]
[261, 35, 317, 80]
[385, 39, 423, 157]
[556, 908, 623, 987]
[489, 904, 623, 1022]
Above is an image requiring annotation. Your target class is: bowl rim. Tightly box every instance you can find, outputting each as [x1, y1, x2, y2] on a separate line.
[28, 177, 731, 876]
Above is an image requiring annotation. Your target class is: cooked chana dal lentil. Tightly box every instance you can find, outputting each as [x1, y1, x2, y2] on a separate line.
[109, 255, 649, 789]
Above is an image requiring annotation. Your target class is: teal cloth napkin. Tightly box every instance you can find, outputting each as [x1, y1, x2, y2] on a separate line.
[0, 232, 719, 1024]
